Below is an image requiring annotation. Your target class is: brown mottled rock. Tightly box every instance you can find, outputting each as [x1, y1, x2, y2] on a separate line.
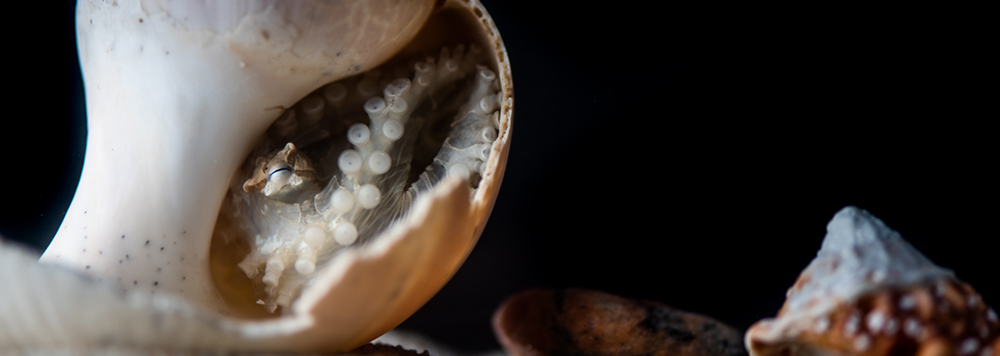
[492, 288, 748, 356]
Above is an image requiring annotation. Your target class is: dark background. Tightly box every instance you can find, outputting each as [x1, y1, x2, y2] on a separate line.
[1, 1, 994, 352]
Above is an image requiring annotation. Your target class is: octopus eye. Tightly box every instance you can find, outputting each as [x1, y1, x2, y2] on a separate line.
[267, 167, 292, 186]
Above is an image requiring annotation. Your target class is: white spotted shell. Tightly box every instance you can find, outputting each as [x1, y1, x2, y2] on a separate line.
[746, 207, 998, 356]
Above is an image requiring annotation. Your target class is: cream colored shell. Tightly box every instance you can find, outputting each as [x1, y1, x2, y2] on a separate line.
[1, 0, 512, 353]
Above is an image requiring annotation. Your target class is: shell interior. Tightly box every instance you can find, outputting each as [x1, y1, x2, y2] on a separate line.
[211, 45, 499, 315]
[203, 3, 511, 318]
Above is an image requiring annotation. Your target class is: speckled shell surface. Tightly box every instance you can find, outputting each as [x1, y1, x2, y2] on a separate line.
[746, 207, 998, 356]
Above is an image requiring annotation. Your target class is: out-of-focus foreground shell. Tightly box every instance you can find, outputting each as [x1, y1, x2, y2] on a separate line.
[746, 207, 998, 356]
[1, 0, 512, 354]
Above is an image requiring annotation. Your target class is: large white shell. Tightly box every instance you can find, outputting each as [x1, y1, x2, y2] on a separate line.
[1, 0, 512, 353]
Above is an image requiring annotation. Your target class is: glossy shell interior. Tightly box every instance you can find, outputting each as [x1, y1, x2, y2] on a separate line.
[205, 0, 514, 350]
[209, 0, 514, 325]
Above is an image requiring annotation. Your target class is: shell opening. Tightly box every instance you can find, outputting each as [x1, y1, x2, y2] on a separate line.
[212, 43, 501, 314]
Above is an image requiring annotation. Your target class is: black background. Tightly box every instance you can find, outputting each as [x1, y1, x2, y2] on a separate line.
[0, 1, 994, 352]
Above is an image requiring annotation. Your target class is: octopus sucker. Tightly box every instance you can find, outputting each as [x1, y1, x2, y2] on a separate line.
[746, 206, 998, 356]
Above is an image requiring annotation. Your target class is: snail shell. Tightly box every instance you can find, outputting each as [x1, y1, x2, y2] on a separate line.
[746, 207, 998, 356]
[2, 0, 512, 353]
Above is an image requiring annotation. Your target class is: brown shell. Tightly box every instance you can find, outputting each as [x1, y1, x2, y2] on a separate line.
[746, 207, 998, 356]
[494, 289, 747, 356]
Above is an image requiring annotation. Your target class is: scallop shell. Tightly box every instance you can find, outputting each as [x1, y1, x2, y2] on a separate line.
[1, 0, 512, 353]
[746, 206, 998, 356]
